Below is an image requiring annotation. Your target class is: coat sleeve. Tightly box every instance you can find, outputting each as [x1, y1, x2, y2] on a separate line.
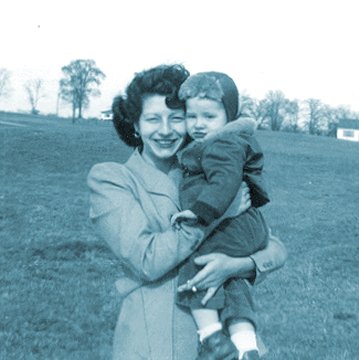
[87, 163, 205, 283]
[249, 230, 288, 284]
[190, 135, 248, 225]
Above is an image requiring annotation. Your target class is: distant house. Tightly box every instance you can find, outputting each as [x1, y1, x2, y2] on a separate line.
[336, 119, 359, 142]
[100, 109, 113, 121]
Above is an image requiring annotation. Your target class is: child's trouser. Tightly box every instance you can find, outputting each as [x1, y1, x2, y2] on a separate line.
[176, 207, 268, 327]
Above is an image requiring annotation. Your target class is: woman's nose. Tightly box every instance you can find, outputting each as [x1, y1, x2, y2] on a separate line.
[158, 119, 172, 135]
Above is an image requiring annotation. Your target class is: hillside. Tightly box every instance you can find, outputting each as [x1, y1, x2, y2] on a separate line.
[1, 114, 358, 359]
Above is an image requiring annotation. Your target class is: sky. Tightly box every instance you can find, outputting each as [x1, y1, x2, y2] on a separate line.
[1, 0, 358, 117]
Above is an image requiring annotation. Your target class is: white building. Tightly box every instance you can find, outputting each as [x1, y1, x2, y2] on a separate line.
[100, 109, 113, 121]
[336, 119, 359, 142]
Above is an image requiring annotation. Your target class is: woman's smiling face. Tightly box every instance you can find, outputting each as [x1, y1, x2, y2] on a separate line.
[137, 94, 187, 166]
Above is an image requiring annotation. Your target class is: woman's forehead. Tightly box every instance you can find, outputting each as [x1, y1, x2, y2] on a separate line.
[142, 94, 184, 114]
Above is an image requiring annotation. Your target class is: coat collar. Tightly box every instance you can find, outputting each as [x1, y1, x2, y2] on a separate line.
[125, 148, 182, 204]
[204, 117, 256, 142]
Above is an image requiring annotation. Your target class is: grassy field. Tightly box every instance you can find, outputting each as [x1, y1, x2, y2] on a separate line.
[1, 112, 359, 359]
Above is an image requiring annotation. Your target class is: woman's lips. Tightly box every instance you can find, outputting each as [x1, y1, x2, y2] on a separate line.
[154, 139, 178, 147]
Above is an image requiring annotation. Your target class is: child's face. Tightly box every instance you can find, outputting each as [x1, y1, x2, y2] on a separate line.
[185, 97, 228, 141]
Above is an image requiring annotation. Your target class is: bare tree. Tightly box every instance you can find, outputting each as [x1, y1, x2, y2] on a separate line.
[282, 100, 300, 132]
[24, 79, 45, 114]
[238, 95, 268, 129]
[59, 59, 105, 122]
[239, 93, 255, 115]
[334, 105, 358, 121]
[323, 105, 359, 136]
[252, 99, 269, 129]
[0, 68, 11, 99]
[304, 98, 326, 135]
[323, 105, 340, 137]
[262, 90, 289, 131]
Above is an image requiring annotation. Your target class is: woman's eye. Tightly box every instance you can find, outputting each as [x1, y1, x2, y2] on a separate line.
[172, 116, 185, 122]
[146, 117, 159, 122]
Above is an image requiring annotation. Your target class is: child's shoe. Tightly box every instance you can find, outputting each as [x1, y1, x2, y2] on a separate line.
[196, 330, 238, 360]
[242, 349, 260, 360]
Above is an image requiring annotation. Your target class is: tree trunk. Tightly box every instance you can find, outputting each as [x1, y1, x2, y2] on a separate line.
[72, 103, 76, 123]
[78, 102, 82, 119]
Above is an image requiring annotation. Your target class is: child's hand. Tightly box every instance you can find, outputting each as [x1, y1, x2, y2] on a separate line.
[171, 210, 198, 228]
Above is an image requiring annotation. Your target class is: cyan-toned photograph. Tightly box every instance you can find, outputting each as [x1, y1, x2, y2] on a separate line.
[1, 0, 358, 359]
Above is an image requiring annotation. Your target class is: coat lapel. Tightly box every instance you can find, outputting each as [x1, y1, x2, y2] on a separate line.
[125, 149, 181, 207]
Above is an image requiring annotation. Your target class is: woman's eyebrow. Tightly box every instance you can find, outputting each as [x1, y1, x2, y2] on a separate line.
[143, 112, 159, 116]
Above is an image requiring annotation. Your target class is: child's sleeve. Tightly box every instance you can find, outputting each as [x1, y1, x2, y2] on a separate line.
[190, 135, 247, 225]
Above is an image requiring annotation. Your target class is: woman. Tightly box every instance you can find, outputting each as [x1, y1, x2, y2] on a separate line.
[87, 64, 287, 360]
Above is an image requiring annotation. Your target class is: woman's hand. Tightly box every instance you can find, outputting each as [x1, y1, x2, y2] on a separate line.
[177, 253, 256, 305]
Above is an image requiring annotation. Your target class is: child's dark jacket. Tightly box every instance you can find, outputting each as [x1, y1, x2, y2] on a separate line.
[178, 118, 270, 225]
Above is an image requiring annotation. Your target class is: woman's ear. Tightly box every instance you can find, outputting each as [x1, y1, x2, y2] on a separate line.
[133, 123, 141, 139]
[134, 122, 140, 133]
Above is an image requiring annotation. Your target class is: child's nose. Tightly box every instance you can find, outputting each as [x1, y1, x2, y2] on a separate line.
[194, 118, 205, 128]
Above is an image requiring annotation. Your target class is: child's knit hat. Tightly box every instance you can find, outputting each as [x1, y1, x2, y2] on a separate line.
[178, 71, 239, 121]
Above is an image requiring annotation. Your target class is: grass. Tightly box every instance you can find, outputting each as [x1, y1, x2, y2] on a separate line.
[1, 112, 359, 359]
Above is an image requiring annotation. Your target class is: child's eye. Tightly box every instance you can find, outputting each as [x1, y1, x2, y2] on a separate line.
[186, 114, 196, 119]
[205, 114, 216, 119]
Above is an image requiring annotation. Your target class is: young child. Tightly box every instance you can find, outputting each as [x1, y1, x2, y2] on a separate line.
[171, 72, 270, 360]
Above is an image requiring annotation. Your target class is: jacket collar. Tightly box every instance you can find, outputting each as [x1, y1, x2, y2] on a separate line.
[204, 117, 256, 143]
[125, 148, 181, 205]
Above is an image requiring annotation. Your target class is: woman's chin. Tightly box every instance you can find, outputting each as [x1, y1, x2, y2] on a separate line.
[147, 139, 185, 160]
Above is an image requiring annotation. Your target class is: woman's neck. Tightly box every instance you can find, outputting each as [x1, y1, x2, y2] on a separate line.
[141, 153, 177, 174]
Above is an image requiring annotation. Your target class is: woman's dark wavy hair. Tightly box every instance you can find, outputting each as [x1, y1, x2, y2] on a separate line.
[112, 64, 190, 147]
